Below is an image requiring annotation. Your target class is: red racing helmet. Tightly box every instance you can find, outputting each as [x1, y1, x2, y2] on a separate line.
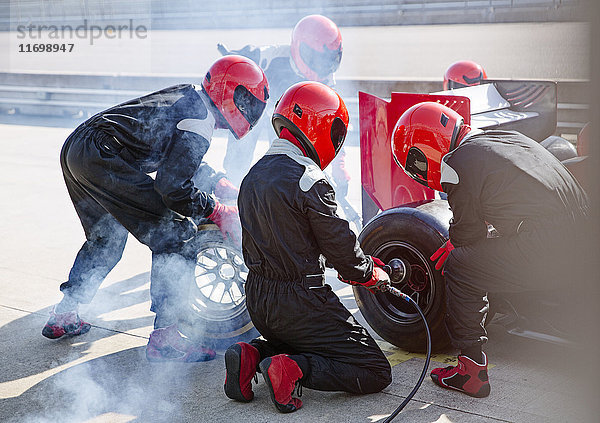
[391, 102, 465, 192]
[290, 15, 343, 82]
[201, 55, 269, 140]
[443, 60, 487, 90]
[272, 81, 348, 170]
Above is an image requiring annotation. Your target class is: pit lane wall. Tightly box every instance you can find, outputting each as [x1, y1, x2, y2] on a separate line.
[0, 72, 589, 142]
[0, 0, 588, 30]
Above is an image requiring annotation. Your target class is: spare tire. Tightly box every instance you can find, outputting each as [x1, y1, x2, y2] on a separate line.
[179, 225, 259, 349]
[355, 200, 452, 352]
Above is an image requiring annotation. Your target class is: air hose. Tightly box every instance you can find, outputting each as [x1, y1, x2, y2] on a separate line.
[381, 260, 432, 422]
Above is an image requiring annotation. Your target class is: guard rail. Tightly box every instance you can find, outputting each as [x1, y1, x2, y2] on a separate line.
[0, 72, 589, 141]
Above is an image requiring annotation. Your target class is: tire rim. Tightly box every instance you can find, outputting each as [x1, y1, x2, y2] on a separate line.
[192, 242, 249, 323]
[371, 241, 436, 325]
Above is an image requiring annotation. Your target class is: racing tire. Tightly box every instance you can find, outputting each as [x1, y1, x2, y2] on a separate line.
[178, 225, 259, 350]
[354, 200, 452, 352]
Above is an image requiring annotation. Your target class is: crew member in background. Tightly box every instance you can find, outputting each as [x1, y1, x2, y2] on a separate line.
[217, 14, 351, 209]
[43, 56, 269, 363]
[441, 59, 486, 207]
[223, 82, 391, 413]
[443, 60, 487, 90]
[391, 102, 588, 397]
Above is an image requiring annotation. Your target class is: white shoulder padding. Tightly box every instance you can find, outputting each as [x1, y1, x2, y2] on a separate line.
[265, 138, 328, 192]
[299, 161, 326, 192]
[440, 157, 460, 185]
[176, 115, 215, 141]
[259, 45, 290, 70]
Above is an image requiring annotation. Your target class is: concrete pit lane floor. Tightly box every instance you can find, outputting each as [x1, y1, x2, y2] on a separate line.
[0, 121, 595, 423]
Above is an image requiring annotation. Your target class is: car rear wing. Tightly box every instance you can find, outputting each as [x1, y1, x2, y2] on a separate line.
[435, 79, 557, 142]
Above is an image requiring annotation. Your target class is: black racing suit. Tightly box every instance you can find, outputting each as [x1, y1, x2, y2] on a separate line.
[441, 130, 589, 349]
[60, 84, 222, 328]
[219, 44, 349, 196]
[238, 139, 392, 394]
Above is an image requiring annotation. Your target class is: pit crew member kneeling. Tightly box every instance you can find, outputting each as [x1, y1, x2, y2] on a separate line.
[391, 102, 588, 398]
[223, 81, 392, 413]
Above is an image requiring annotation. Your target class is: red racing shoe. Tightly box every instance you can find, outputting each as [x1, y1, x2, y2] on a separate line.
[259, 354, 304, 413]
[42, 308, 91, 339]
[224, 342, 261, 402]
[430, 353, 491, 398]
[145, 324, 216, 363]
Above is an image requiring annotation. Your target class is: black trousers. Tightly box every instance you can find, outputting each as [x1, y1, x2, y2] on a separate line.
[59, 124, 197, 327]
[245, 272, 392, 394]
[443, 218, 583, 350]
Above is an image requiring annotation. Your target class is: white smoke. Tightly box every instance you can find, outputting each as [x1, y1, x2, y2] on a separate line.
[18, 355, 189, 423]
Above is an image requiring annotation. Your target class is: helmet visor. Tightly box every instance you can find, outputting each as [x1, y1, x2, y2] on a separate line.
[299, 42, 342, 78]
[446, 80, 470, 90]
[233, 85, 267, 128]
[447, 71, 484, 90]
[405, 147, 429, 187]
[330, 116, 347, 153]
